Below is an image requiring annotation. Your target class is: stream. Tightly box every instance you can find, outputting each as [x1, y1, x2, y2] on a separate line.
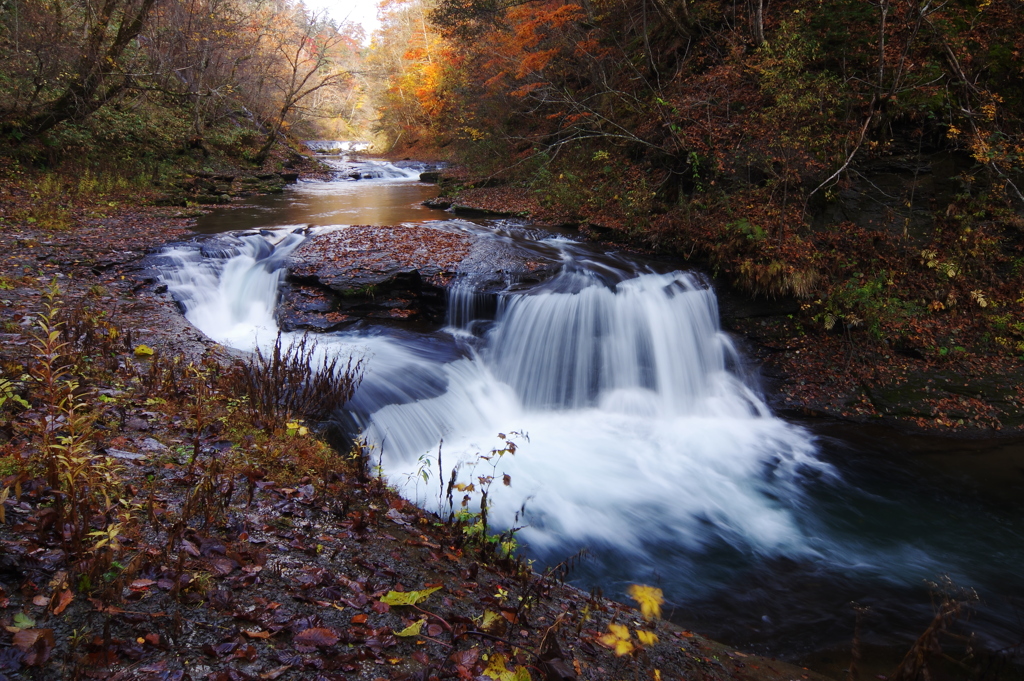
[156, 152, 1024, 676]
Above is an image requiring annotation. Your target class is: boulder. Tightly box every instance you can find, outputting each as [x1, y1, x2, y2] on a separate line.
[279, 224, 559, 332]
[280, 226, 470, 330]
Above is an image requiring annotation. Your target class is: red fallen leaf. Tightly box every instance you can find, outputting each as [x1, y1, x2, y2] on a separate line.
[350, 613, 368, 624]
[452, 648, 479, 667]
[52, 589, 73, 615]
[234, 643, 258, 661]
[32, 595, 49, 607]
[427, 624, 443, 637]
[244, 629, 272, 639]
[210, 558, 238, 576]
[371, 601, 390, 614]
[14, 628, 55, 666]
[145, 633, 160, 646]
[293, 627, 339, 647]
[130, 579, 157, 590]
[260, 665, 292, 680]
[203, 641, 239, 658]
[13, 628, 53, 651]
[412, 650, 430, 665]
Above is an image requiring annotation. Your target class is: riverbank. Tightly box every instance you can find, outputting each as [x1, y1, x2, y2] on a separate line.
[0, 164, 846, 681]
[422, 170, 1024, 436]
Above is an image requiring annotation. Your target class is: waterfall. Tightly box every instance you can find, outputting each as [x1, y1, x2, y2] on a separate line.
[156, 231, 306, 350]
[155, 189, 1024, 661]
[158, 229, 829, 569]
[364, 268, 828, 558]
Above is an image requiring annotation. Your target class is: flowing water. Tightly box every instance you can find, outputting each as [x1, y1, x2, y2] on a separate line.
[157, 152, 1024, 674]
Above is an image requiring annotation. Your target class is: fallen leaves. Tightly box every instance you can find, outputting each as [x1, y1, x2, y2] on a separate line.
[596, 621, 659, 656]
[12, 628, 55, 666]
[52, 588, 73, 615]
[395, 619, 425, 637]
[293, 627, 340, 647]
[597, 623, 634, 657]
[380, 585, 442, 606]
[483, 652, 532, 681]
[627, 584, 663, 621]
[9, 613, 35, 630]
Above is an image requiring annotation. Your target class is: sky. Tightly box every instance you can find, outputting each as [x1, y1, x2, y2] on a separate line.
[311, 0, 382, 40]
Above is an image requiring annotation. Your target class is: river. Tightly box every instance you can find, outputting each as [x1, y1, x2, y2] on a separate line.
[155, 152, 1024, 678]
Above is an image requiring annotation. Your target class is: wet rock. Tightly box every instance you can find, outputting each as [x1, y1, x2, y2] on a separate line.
[105, 448, 147, 461]
[125, 417, 151, 431]
[864, 369, 1024, 429]
[423, 197, 452, 209]
[280, 226, 470, 331]
[195, 194, 231, 205]
[140, 438, 169, 452]
[279, 224, 562, 332]
[419, 171, 442, 183]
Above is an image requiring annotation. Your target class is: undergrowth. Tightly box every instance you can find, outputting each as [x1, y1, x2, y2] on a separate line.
[0, 282, 369, 611]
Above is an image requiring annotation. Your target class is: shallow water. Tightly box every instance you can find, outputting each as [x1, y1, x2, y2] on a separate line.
[162, 152, 1024, 673]
[193, 156, 445, 233]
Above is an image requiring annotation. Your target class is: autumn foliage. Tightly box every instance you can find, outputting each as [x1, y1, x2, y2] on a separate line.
[372, 0, 1024, 374]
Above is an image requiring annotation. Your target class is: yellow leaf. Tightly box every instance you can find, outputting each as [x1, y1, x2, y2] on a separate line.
[133, 344, 154, 357]
[380, 586, 442, 606]
[597, 622, 635, 656]
[483, 653, 532, 681]
[607, 622, 630, 639]
[637, 630, 659, 646]
[480, 609, 504, 633]
[395, 619, 425, 637]
[627, 584, 664, 621]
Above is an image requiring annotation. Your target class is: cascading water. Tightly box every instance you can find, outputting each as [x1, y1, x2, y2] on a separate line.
[356, 266, 830, 562]
[158, 226, 828, 565]
[159, 193, 1024, 665]
[156, 231, 306, 349]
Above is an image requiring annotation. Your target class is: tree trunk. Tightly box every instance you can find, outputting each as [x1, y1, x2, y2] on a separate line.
[23, 0, 156, 136]
[753, 0, 765, 46]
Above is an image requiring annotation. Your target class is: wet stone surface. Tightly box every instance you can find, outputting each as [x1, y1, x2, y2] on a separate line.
[278, 225, 560, 332]
[280, 226, 470, 331]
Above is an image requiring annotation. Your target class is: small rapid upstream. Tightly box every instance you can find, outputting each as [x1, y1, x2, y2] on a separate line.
[156, 153, 1024, 671]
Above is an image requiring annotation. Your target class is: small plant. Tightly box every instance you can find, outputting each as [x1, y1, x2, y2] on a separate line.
[0, 375, 29, 414]
[442, 433, 526, 559]
[225, 332, 363, 431]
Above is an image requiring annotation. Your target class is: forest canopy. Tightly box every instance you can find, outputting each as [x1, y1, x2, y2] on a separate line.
[0, 0, 368, 166]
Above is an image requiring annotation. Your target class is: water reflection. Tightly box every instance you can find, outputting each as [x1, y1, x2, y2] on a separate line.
[194, 168, 445, 234]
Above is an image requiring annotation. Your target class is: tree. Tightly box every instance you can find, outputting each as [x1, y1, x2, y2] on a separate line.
[253, 9, 354, 163]
[0, 0, 157, 137]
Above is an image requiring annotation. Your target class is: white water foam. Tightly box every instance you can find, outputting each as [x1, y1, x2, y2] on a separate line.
[158, 230, 831, 571]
